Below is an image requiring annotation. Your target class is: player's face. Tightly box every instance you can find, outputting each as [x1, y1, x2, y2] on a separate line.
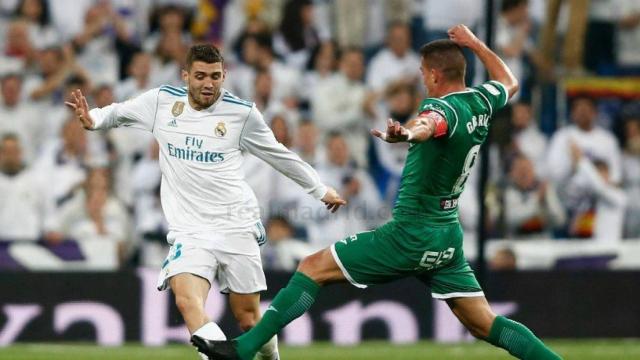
[184, 61, 225, 110]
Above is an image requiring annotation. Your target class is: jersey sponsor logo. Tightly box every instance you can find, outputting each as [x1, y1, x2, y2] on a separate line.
[439, 197, 459, 210]
[417, 248, 455, 270]
[215, 121, 227, 137]
[482, 83, 500, 96]
[172, 101, 185, 117]
[167, 143, 225, 163]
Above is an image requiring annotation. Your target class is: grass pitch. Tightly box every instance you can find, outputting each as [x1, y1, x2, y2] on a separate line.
[0, 340, 638, 359]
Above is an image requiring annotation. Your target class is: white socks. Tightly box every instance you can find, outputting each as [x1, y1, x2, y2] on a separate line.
[255, 336, 279, 360]
[193, 322, 227, 340]
[193, 322, 227, 360]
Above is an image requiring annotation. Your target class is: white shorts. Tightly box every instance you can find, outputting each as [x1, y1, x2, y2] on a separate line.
[156, 223, 267, 294]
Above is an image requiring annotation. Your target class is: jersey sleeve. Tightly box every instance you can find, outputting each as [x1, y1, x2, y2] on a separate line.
[239, 106, 327, 200]
[89, 88, 159, 132]
[472, 80, 509, 115]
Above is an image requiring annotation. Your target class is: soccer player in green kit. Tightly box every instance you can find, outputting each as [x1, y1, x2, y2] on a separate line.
[194, 24, 562, 360]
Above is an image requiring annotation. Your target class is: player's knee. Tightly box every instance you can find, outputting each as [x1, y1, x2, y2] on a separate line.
[297, 253, 323, 282]
[466, 312, 494, 339]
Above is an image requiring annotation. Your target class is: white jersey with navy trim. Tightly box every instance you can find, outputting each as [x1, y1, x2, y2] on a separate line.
[89, 86, 327, 240]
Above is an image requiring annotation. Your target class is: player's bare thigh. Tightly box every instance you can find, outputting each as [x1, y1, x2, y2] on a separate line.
[170, 273, 211, 301]
[297, 247, 346, 285]
[446, 296, 497, 339]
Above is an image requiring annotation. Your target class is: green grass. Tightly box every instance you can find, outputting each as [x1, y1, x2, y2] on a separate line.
[0, 340, 638, 360]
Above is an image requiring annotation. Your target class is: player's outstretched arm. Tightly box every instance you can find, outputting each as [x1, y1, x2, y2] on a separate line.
[65, 89, 95, 130]
[371, 117, 437, 144]
[448, 24, 519, 98]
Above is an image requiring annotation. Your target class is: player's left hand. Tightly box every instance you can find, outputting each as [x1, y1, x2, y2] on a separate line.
[371, 118, 411, 143]
[321, 187, 347, 213]
[447, 24, 481, 49]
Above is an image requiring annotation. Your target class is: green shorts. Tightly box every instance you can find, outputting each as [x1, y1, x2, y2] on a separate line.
[331, 220, 483, 299]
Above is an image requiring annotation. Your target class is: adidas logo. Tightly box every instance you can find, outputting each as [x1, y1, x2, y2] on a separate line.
[167, 119, 178, 127]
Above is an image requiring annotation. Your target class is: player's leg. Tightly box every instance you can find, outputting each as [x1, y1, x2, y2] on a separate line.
[447, 296, 562, 359]
[229, 292, 279, 360]
[169, 273, 212, 333]
[158, 239, 226, 359]
[232, 247, 345, 360]
[196, 225, 402, 360]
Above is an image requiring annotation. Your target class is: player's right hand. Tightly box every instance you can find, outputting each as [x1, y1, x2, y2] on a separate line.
[447, 24, 481, 49]
[321, 187, 347, 213]
[65, 89, 94, 130]
[371, 118, 411, 143]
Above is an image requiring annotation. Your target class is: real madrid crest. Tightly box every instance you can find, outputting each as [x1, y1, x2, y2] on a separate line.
[171, 101, 185, 117]
[215, 122, 227, 137]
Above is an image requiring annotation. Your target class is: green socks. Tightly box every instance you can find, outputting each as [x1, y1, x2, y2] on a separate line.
[236, 272, 320, 360]
[486, 316, 562, 359]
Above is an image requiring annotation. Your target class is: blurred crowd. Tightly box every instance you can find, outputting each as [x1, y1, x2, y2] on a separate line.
[0, 0, 639, 271]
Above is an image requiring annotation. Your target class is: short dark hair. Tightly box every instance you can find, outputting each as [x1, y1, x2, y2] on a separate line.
[501, 0, 528, 13]
[420, 40, 466, 82]
[185, 44, 224, 70]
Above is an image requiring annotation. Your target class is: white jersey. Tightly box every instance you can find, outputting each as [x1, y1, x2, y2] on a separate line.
[89, 85, 327, 239]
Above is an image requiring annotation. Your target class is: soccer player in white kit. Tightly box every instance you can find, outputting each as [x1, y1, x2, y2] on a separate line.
[65, 44, 346, 360]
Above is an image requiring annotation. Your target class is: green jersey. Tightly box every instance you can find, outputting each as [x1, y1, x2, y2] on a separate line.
[393, 80, 509, 224]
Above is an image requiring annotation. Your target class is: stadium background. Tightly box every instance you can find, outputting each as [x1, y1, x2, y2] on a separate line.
[1, 0, 639, 359]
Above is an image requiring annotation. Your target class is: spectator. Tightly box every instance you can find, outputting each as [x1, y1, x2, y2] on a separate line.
[614, 0, 640, 74]
[2, 20, 38, 71]
[57, 167, 131, 262]
[509, 102, 548, 177]
[495, 0, 537, 100]
[565, 142, 626, 241]
[503, 155, 566, 239]
[547, 97, 622, 187]
[131, 141, 166, 267]
[143, 5, 192, 54]
[0, 134, 57, 242]
[293, 119, 325, 167]
[115, 52, 153, 101]
[274, 0, 321, 69]
[23, 45, 87, 104]
[369, 81, 414, 200]
[261, 215, 314, 271]
[366, 22, 421, 93]
[312, 47, 369, 166]
[621, 117, 640, 237]
[34, 117, 90, 208]
[300, 40, 338, 104]
[151, 29, 186, 87]
[0, 73, 44, 164]
[13, 0, 60, 50]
